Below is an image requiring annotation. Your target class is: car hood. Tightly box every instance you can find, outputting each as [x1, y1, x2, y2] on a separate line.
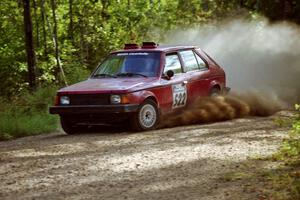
[58, 77, 159, 94]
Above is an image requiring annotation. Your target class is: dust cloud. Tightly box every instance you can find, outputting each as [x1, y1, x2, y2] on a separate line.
[160, 19, 300, 127]
[160, 92, 283, 128]
[164, 19, 300, 103]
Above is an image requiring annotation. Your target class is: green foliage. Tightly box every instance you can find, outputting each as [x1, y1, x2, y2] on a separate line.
[273, 117, 294, 128]
[0, 87, 59, 140]
[1, 0, 299, 98]
[0, 111, 57, 140]
[0, 1, 28, 96]
[1, 0, 268, 98]
[284, 105, 300, 157]
[293, 104, 300, 134]
[1, 0, 299, 139]
[262, 104, 300, 199]
[261, 168, 300, 200]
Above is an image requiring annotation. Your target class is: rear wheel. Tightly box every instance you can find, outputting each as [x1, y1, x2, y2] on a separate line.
[60, 116, 79, 135]
[130, 99, 159, 131]
[210, 87, 221, 97]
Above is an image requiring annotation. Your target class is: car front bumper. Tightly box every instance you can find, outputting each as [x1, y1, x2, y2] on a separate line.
[49, 104, 139, 115]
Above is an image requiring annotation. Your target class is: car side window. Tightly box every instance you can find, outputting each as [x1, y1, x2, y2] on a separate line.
[179, 50, 199, 71]
[194, 51, 207, 69]
[164, 53, 182, 74]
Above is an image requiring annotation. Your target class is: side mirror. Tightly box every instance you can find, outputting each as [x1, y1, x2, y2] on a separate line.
[166, 70, 174, 79]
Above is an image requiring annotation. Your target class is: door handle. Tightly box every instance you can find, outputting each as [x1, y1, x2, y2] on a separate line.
[182, 80, 188, 85]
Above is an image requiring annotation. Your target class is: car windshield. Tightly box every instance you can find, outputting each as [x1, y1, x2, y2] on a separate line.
[92, 52, 161, 78]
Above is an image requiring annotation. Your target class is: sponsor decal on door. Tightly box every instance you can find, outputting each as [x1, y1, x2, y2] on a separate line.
[172, 83, 187, 108]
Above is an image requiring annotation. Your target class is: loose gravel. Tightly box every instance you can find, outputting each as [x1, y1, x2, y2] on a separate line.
[0, 111, 293, 200]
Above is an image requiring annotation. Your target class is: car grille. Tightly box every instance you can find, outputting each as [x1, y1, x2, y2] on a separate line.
[68, 94, 110, 105]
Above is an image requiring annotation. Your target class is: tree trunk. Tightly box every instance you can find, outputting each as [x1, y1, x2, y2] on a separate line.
[32, 0, 39, 48]
[40, 0, 48, 57]
[50, 0, 67, 86]
[127, 0, 130, 8]
[22, 0, 37, 90]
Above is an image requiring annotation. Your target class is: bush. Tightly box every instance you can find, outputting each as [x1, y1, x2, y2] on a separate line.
[293, 104, 300, 134]
[0, 111, 58, 140]
[0, 87, 59, 140]
[281, 104, 300, 157]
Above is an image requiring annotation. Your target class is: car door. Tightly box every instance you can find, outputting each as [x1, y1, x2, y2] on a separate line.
[178, 49, 211, 102]
[159, 52, 189, 113]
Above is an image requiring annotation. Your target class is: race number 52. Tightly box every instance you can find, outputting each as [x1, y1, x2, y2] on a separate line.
[172, 84, 187, 108]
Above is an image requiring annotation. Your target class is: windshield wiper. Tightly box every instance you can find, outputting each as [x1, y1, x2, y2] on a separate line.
[92, 73, 117, 78]
[115, 72, 148, 78]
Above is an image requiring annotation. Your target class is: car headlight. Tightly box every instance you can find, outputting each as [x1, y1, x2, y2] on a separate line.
[110, 95, 121, 104]
[60, 96, 70, 105]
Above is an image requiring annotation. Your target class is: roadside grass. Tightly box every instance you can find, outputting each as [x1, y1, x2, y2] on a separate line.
[221, 171, 252, 182]
[0, 87, 59, 140]
[262, 105, 300, 199]
[258, 163, 300, 200]
[219, 106, 300, 200]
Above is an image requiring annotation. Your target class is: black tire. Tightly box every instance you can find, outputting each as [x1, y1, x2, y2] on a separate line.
[210, 87, 221, 97]
[130, 99, 159, 131]
[60, 117, 79, 135]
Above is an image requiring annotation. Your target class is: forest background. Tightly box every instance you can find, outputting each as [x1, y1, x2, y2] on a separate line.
[0, 0, 299, 139]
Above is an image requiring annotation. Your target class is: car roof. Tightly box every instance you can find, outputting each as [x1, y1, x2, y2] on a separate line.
[112, 45, 197, 54]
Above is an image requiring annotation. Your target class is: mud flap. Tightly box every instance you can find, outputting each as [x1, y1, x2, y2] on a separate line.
[223, 87, 231, 94]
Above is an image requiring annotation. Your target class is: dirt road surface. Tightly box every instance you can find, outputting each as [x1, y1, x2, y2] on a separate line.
[0, 111, 293, 200]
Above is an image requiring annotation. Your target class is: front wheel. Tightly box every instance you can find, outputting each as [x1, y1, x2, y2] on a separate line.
[60, 117, 79, 135]
[130, 99, 159, 131]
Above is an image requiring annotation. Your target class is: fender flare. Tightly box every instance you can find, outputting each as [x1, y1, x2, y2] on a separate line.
[132, 90, 159, 107]
[209, 80, 222, 92]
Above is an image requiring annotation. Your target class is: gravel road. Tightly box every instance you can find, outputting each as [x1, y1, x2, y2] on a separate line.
[0, 111, 293, 200]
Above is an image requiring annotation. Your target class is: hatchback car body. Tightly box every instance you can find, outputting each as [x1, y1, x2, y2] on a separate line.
[50, 42, 229, 133]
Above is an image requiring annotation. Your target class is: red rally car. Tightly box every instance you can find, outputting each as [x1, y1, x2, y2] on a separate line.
[50, 42, 229, 134]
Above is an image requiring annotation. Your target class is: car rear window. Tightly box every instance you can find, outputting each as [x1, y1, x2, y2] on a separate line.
[179, 50, 199, 71]
[93, 52, 161, 77]
[194, 51, 207, 69]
